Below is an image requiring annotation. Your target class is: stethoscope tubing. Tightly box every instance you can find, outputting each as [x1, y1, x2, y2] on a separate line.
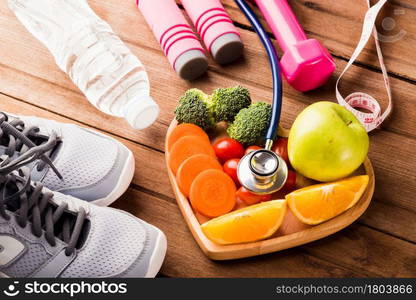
[234, 0, 283, 147]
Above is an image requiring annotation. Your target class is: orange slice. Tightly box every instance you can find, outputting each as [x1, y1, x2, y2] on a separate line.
[286, 175, 369, 225]
[201, 200, 287, 245]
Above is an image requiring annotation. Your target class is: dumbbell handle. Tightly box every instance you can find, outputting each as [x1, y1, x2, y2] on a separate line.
[253, 0, 335, 91]
[254, 0, 306, 52]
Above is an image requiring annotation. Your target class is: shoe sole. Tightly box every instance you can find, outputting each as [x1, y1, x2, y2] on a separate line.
[91, 144, 135, 207]
[145, 226, 167, 278]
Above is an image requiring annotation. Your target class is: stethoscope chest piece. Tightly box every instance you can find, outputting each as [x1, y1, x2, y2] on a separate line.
[238, 149, 288, 195]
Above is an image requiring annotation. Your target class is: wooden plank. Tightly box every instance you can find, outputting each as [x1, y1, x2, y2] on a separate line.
[220, 0, 416, 81]
[301, 224, 416, 277]
[2, 93, 416, 277]
[368, 131, 416, 212]
[359, 201, 416, 242]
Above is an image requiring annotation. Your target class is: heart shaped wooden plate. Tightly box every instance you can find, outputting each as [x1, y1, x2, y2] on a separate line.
[165, 120, 375, 260]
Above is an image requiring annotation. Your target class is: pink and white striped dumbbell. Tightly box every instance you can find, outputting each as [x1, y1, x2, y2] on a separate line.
[137, 0, 243, 80]
[181, 0, 244, 64]
[137, 0, 208, 80]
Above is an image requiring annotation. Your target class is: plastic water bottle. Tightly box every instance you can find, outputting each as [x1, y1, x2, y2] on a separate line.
[8, 0, 159, 129]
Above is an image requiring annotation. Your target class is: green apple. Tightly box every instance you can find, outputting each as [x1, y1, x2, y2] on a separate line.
[288, 101, 369, 182]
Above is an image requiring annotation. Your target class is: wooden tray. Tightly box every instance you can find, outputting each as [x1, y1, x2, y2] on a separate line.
[165, 120, 375, 260]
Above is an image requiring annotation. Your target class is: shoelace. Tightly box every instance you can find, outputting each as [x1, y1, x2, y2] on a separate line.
[0, 113, 62, 178]
[0, 127, 86, 256]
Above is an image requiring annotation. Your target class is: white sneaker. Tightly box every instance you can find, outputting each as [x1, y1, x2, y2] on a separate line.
[0, 112, 134, 206]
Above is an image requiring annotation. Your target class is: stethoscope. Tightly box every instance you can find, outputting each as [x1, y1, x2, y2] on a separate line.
[235, 0, 288, 195]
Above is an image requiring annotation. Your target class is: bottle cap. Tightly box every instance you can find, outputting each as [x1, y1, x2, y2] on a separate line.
[174, 49, 208, 80]
[211, 33, 244, 64]
[125, 95, 160, 129]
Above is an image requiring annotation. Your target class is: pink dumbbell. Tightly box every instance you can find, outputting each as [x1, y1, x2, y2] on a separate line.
[181, 0, 244, 64]
[254, 0, 336, 91]
[137, 0, 208, 80]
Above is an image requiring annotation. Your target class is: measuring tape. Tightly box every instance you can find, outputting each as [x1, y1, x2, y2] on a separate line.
[336, 0, 392, 132]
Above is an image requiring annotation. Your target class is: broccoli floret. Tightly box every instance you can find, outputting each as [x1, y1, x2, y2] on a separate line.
[174, 88, 215, 131]
[227, 102, 272, 146]
[174, 86, 252, 131]
[211, 85, 251, 122]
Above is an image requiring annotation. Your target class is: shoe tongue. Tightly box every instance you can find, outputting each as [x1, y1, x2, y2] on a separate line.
[0, 120, 23, 149]
[0, 118, 49, 152]
[3, 175, 22, 212]
[1, 165, 32, 212]
[0, 144, 11, 157]
[0, 145, 20, 160]
[0, 144, 51, 181]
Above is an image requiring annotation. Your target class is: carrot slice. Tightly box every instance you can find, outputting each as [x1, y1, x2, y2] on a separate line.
[190, 169, 236, 218]
[168, 135, 215, 174]
[167, 123, 210, 152]
[177, 154, 222, 197]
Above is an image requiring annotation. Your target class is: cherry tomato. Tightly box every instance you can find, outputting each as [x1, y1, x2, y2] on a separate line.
[245, 145, 262, 155]
[213, 138, 245, 162]
[236, 187, 272, 205]
[283, 170, 297, 191]
[223, 158, 240, 186]
[272, 138, 289, 164]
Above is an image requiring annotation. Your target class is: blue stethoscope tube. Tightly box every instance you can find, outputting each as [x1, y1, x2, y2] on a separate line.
[234, 0, 282, 148]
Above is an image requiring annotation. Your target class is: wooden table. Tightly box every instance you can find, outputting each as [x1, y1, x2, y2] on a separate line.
[0, 0, 415, 277]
